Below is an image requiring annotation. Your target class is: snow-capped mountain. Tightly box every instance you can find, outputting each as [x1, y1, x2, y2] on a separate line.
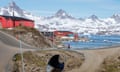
[111, 14, 120, 23]
[54, 9, 75, 19]
[1, 1, 29, 18]
[0, 1, 120, 35]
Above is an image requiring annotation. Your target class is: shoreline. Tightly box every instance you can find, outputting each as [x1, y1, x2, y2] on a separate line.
[68, 44, 120, 51]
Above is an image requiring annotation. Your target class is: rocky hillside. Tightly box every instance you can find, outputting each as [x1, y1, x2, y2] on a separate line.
[0, 26, 52, 48]
[10, 50, 84, 72]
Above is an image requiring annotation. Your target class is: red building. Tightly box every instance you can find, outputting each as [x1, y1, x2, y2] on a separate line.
[0, 15, 34, 28]
[74, 33, 79, 41]
[54, 31, 73, 37]
[54, 31, 79, 41]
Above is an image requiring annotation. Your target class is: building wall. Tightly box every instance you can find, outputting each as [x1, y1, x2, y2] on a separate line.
[22, 20, 34, 27]
[54, 31, 73, 37]
[0, 17, 3, 28]
[0, 16, 34, 28]
[0, 17, 7, 28]
[6, 18, 14, 28]
[15, 20, 34, 27]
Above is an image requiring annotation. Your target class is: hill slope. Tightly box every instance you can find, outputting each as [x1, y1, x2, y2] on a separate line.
[0, 26, 52, 48]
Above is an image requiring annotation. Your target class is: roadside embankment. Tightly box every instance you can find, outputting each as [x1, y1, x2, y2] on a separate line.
[10, 50, 85, 72]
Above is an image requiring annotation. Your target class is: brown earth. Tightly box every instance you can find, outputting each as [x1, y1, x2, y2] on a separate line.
[0, 26, 52, 48]
[69, 47, 120, 72]
[98, 49, 120, 72]
[10, 50, 85, 72]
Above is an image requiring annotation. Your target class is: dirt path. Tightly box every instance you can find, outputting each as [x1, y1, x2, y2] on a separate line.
[76, 51, 101, 72]
[68, 47, 120, 72]
[0, 31, 34, 72]
[0, 41, 19, 72]
[0, 41, 34, 72]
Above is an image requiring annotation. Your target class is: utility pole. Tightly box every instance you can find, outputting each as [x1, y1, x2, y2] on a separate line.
[12, 0, 15, 27]
[19, 35, 25, 72]
[11, 0, 25, 72]
[13, 8, 15, 27]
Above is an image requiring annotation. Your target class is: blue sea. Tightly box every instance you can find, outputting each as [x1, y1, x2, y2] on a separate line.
[63, 35, 120, 49]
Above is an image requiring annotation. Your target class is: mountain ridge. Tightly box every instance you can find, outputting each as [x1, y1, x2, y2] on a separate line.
[0, 1, 120, 35]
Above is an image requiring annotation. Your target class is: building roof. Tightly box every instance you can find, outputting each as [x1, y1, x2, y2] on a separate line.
[0, 15, 34, 22]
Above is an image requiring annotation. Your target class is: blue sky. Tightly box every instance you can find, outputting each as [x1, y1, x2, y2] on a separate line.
[0, 0, 120, 18]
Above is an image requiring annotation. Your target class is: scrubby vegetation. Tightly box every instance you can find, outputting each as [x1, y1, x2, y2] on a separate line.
[0, 26, 52, 48]
[99, 52, 120, 72]
[11, 50, 84, 72]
